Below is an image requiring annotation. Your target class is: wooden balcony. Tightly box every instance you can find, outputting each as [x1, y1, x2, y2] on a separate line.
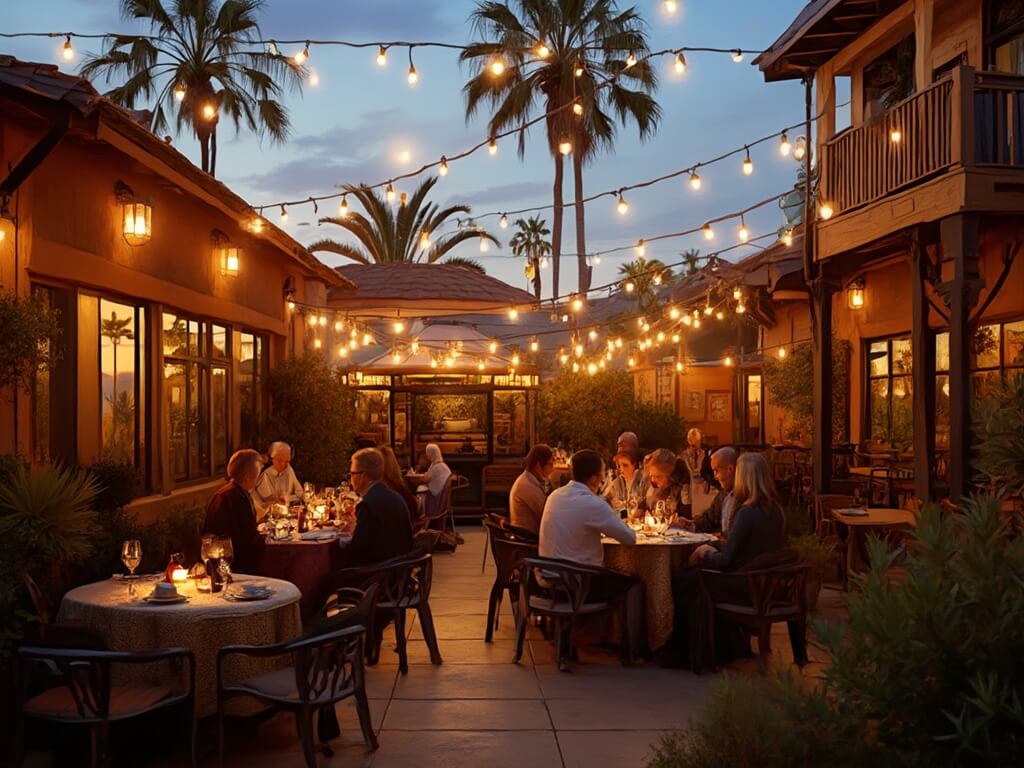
[817, 66, 1024, 260]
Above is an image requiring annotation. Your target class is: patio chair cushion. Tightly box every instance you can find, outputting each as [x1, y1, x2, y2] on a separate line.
[527, 596, 610, 615]
[25, 684, 172, 719]
[230, 667, 347, 704]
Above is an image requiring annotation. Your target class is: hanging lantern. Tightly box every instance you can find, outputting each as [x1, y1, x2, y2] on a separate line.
[115, 182, 152, 246]
[524, 260, 536, 281]
[211, 229, 240, 277]
[847, 278, 866, 309]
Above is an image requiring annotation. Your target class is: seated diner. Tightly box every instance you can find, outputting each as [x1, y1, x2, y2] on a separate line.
[510, 443, 555, 535]
[603, 448, 648, 511]
[203, 448, 266, 574]
[253, 441, 304, 514]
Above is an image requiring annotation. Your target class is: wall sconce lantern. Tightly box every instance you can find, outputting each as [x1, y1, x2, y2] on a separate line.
[847, 278, 866, 310]
[115, 181, 152, 246]
[211, 229, 240, 277]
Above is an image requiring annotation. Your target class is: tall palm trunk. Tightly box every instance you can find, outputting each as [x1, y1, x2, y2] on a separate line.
[573, 151, 590, 293]
[531, 256, 542, 300]
[198, 131, 210, 173]
[210, 129, 218, 177]
[551, 153, 564, 300]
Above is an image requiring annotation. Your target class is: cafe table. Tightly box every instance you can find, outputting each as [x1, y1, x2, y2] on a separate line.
[602, 530, 719, 651]
[57, 574, 301, 718]
[262, 528, 352, 616]
[830, 506, 917, 582]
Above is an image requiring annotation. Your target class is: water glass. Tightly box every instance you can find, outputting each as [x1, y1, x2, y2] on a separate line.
[121, 539, 142, 597]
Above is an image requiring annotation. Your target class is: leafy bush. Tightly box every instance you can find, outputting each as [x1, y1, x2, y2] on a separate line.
[263, 353, 358, 486]
[973, 372, 1024, 496]
[762, 337, 849, 445]
[0, 293, 60, 392]
[87, 459, 142, 512]
[539, 369, 685, 453]
[648, 497, 1024, 767]
[0, 453, 29, 485]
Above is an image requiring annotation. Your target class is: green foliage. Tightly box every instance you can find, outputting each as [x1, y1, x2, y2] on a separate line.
[0, 293, 60, 393]
[87, 459, 142, 513]
[617, 257, 676, 315]
[509, 215, 551, 299]
[762, 337, 849, 444]
[972, 373, 1024, 496]
[0, 453, 29, 485]
[788, 534, 835, 579]
[413, 394, 487, 432]
[539, 369, 684, 453]
[264, 354, 357, 486]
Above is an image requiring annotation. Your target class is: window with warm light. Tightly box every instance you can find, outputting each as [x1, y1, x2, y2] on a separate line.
[866, 337, 913, 449]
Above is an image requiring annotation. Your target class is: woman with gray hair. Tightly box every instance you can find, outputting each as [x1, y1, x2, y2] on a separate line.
[253, 441, 304, 514]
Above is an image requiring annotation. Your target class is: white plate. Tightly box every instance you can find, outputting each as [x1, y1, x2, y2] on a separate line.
[142, 594, 189, 604]
[299, 531, 336, 541]
[225, 589, 272, 601]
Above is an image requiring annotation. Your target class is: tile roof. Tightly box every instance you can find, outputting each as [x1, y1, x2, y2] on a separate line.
[0, 55, 99, 111]
[332, 263, 537, 305]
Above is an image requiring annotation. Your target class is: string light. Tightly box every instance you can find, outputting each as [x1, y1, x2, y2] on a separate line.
[781, 229, 793, 246]
[536, 42, 551, 58]
[530, 337, 539, 353]
[62, 34, 74, 60]
[318, 314, 327, 327]
[511, 352, 521, 366]
[716, 310, 725, 320]
[664, 1, 679, 13]
[439, 156, 449, 176]
[411, 340, 420, 354]
[508, 307, 519, 320]
[573, 100, 584, 116]
[738, 216, 750, 242]
[392, 348, 401, 363]
[731, 49, 744, 63]
[202, 103, 217, 120]
[626, 51, 637, 68]
[733, 287, 743, 301]
[818, 203, 834, 220]
[558, 140, 573, 155]
[488, 137, 498, 155]
[399, 192, 408, 207]
[674, 52, 687, 75]
[574, 342, 585, 358]
[669, 305, 680, 320]
[636, 239, 646, 257]
[778, 346, 787, 359]
[488, 338, 499, 354]
[499, 213, 508, 229]
[313, 338, 322, 349]
[587, 362, 598, 376]
[627, 355, 636, 367]
[363, 332, 373, 346]
[724, 355, 733, 366]
[338, 346, 348, 358]
[588, 329, 598, 341]
[574, 61, 585, 77]
[293, 42, 309, 65]
[478, 358, 487, 371]
[287, 299, 296, 312]
[779, 131, 791, 156]
[671, 333, 681, 343]
[617, 192, 629, 215]
[742, 146, 753, 176]
[407, 54, 418, 85]
[702, 222, 714, 240]
[571, 295, 584, 312]
[793, 136, 807, 161]
[624, 280, 636, 293]
[736, 302, 746, 314]
[279, 204, 288, 222]
[652, 272, 663, 286]
[376, 45, 388, 66]
[689, 171, 702, 190]
[675, 360, 684, 372]
[173, 83, 186, 101]
[339, 196, 349, 216]
[385, 182, 395, 204]
[393, 319, 406, 334]
[890, 127, 902, 144]
[479, 234, 490, 252]
[489, 57, 506, 76]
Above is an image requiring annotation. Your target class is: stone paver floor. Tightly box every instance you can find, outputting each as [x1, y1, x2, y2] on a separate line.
[25, 527, 835, 767]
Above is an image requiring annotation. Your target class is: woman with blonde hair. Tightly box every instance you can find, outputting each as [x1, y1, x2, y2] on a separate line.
[687, 452, 786, 569]
[644, 449, 691, 520]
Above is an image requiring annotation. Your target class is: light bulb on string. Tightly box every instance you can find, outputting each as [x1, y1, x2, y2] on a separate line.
[704, 303, 713, 316]
[736, 303, 746, 314]
[636, 239, 646, 257]
[778, 346, 787, 359]
[62, 35, 74, 61]
[385, 182, 395, 204]
[731, 49, 744, 63]
[742, 147, 754, 176]
[339, 196, 349, 217]
[574, 341, 584, 358]
[536, 43, 551, 59]
[511, 352, 520, 366]
[572, 361, 580, 373]
[627, 355, 636, 368]
[313, 338, 322, 349]
[669, 305, 680, 320]
[588, 329, 598, 341]
[293, 43, 309, 65]
[702, 222, 714, 240]
[674, 52, 686, 75]
[625, 51, 637, 68]
[393, 319, 405, 334]
[173, 83, 186, 101]
[499, 213, 508, 229]
[573, 100, 584, 116]
[689, 170, 702, 190]
[624, 280, 635, 293]
[652, 272, 663, 286]
[733, 287, 743, 301]
[376, 46, 388, 66]
[202, 103, 217, 120]
[793, 136, 807, 161]
[540, 256, 549, 269]
[479, 235, 490, 252]
[716, 310, 725, 320]
[571, 295, 584, 312]
[779, 131, 791, 156]
[279, 204, 288, 222]
[664, 0, 679, 13]
[488, 137, 498, 155]
[724, 355, 733, 367]
[693, 314, 702, 329]
[410, 340, 420, 354]
[439, 156, 449, 176]
[478, 359, 486, 371]
[407, 55, 418, 85]
[781, 229, 793, 246]
[338, 346, 348, 359]
[682, 315, 692, 327]
[508, 307, 519, 320]
[399, 192, 407, 207]
[675, 360, 684, 372]
[656, 331, 666, 343]
[391, 348, 401, 364]
[587, 362, 598, 376]
[819, 203, 834, 220]
[318, 314, 327, 327]
[334, 319, 344, 332]
[489, 56, 506, 76]
[574, 61, 585, 77]
[616, 192, 629, 215]
[559, 348, 569, 365]
[558, 140, 572, 156]
[363, 332, 373, 346]
[738, 217, 750, 242]
[530, 338, 539, 353]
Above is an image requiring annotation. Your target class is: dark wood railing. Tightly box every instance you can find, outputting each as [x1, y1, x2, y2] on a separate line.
[820, 66, 1024, 217]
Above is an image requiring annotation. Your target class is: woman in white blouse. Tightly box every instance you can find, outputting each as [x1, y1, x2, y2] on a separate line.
[408, 443, 452, 496]
[253, 441, 304, 514]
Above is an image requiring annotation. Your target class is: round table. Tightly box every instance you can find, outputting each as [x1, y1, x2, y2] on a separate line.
[830, 507, 917, 578]
[602, 532, 717, 650]
[57, 575, 302, 717]
[263, 531, 351, 617]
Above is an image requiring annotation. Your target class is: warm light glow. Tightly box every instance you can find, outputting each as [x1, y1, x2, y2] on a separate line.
[511, 352, 521, 366]
[499, 214, 508, 229]
[652, 272, 663, 286]
[339, 196, 349, 217]
[530, 338, 539, 353]
[279, 204, 288, 222]
[479, 235, 490, 252]
[508, 307, 519, 320]
[781, 229, 793, 247]
[724, 355, 733, 366]
[669, 306, 680, 320]
[716, 310, 725, 320]
[656, 331, 666, 343]
[536, 43, 551, 59]
[627, 356, 636, 367]
[376, 46, 388, 66]
[617, 193, 629, 215]
[689, 171, 701, 190]
[675, 360, 684, 372]
[120, 198, 153, 246]
[489, 57, 506, 76]
[575, 63, 585, 77]
[202, 103, 217, 120]
[439, 156, 449, 176]
[363, 333, 373, 346]
[62, 36, 75, 61]
[738, 220, 750, 242]
[574, 342, 584, 358]
[847, 279, 866, 309]
[793, 136, 807, 161]
[571, 296, 584, 312]
[407, 64, 418, 85]
[393, 320, 406, 334]
[704, 304, 713, 316]
[420, 230, 431, 249]
[173, 83, 186, 101]
[682, 315, 692, 327]
[478, 359, 486, 371]
[308, 314, 318, 327]
[385, 182, 396, 204]
[818, 203, 834, 220]
[702, 223, 714, 240]
[742, 152, 754, 176]
[731, 49, 744, 63]
[573, 101, 584, 116]
[392, 350, 402, 363]
[488, 138, 498, 155]
[559, 140, 572, 155]
[636, 239, 646, 256]
[625, 51, 637, 68]
[338, 346, 348, 358]
[313, 338, 322, 349]
[664, 0, 678, 13]
[736, 303, 746, 314]
[890, 128, 902, 144]
[287, 300, 296, 311]
[733, 288, 743, 301]
[349, 338, 358, 350]
[334, 320, 344, 332]
[779, 131, 792, 155]
[624, 280, 635, 293]
[411, 340, 420, 354]
[219, 246, 240, 277]
[778, 346, 787, 359]
[674, 52, 686, 75]
[588, 329, 598, 341]
[171, 566, 189, 584]
[587, 362, 598, 376]
[293, 45, 309, 65]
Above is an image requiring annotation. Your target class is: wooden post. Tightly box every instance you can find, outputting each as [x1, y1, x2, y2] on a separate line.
[811, 280, 834, 494]
[939, 214, 981, 501]
[914, 0, 934, 92]
[909, 229, 935, 500]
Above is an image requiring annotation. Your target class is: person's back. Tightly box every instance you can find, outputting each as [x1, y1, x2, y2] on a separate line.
[204, 450, 266, 574]
[510, 469, 546, 534]
[702, 502, 785, 572]
[540, 480, 635, 567]
[347, 481, 414, 567]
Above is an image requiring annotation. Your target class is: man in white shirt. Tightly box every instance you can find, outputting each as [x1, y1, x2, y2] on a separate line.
[539, 450, 642, 658]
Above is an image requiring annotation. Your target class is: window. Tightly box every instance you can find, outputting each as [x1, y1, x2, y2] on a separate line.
[100, 298, 146, 469]
[493, 390, 528, 456]
[862, 35, 916, 119]
[866, 337, 913, 449]
[986, 0, 1024, 74]
[969, 319, 1024, 395]
[239, 331, 268, 449]
[163, 313, 229, 482]
[31, 285, 77, 466]
[744, 374, 763, 444]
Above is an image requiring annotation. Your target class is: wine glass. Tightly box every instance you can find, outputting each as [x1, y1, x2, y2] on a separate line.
[218, 537, 234, 594]
[121, 539, 142, 597]
[625, 496, 640, 528]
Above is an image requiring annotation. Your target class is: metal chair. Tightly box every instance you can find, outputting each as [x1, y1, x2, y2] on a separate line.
[216, 624, 377, 768]
[416, 476, 455, 535]
[483, 520, 538, 643]
[15, 645, 196, 768]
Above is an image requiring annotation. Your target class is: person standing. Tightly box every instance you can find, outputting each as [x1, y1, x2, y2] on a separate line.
[510, 444, 555, 535]
[204, 449, 266, 574]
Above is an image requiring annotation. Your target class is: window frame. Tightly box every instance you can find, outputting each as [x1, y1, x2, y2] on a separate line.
[864, 334, 914, 447]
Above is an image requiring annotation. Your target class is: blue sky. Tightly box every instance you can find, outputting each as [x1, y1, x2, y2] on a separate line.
[2, 0, 811, 298]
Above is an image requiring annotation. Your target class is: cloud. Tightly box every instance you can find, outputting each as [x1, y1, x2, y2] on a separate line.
[256, 0, 453, 42]
[444, 181, 549, 207]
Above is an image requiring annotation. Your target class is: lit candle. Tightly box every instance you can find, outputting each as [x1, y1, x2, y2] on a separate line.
[171, 566, 189, 584]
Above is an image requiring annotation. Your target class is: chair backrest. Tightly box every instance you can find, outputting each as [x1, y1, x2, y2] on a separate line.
[517, 557, 603, 614]
[485, 521, 538, 583]
[309, 583, 380, 637]
[816, 493, 857, 525]
[482, 464, 520, 496]
[284, 625, 367, 705]
[423, 477, 454, 521]
[739, 561, 809, 619]
[364, 552, 434, 608]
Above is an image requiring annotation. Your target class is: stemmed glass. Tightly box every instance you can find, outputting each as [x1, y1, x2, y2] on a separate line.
[218, 538, 234, 595]
[121, 539, 142, 598]
[625, 496, 640, 529]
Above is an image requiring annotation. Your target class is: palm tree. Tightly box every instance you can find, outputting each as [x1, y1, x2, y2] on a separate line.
[80, 0, 302, 175]
[443, 256, 488, 274]
[100, 312, 134, 409]
[461, 0, 660, 297]
[509, 215, 551, 299]
[309, 177, 499, 265]
[680, 248, 701, 276]
[617, 256, 672, 315]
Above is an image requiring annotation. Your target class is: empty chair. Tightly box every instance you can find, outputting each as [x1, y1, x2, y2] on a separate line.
[483, 520, 538, 643]
[216, 622, 377, 768]
[15, 645, 196, 768]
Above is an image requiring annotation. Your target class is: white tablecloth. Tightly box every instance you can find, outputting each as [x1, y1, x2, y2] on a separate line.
[57, 575, 302, 717]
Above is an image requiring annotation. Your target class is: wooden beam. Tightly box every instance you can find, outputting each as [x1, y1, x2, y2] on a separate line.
[910, 228, 935, 500]
[811, 279, 835, 493]
[914, 0, 934, 90]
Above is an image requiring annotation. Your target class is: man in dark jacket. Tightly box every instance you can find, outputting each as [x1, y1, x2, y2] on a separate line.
[204, 449, 266, 574]
[692, 447, 738, 534]
[340, 448, 413, 569]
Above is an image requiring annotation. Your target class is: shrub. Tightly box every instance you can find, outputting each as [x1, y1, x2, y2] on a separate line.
[762, 337, 849, 445]
[263, 353, 358, 486]
[87, 458, 142, 512]
[632, 400, 686, 453]
[0, 293, 60, 393]
[972, 372, 1024, 496]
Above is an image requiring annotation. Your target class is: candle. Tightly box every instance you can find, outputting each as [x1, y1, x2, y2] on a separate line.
[171, 566, 189, 584]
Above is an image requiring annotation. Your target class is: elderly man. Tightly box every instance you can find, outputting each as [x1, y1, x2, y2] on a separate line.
[691, 447, 738, 534]
[339, 448, 413, 569]
[616, 431, 640, 454]
[204, 449, 266, 574]
[253, 441, 304, 514]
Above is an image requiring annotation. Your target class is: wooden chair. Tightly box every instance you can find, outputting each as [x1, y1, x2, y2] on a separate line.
[15, 645, 196, 768]
[697, 554, 810, 674]
[334, 553, 442, 674]
[216, 624, 376, 768]
[417, 476, 455, 536]
[513, 557, 633, 672]
[483, 520, 538, 643]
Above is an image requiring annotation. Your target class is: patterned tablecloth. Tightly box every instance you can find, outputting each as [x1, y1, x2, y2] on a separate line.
[602, 532, 717, 650]
[263, 532, 350, 617]
[57, 575, 302, 718]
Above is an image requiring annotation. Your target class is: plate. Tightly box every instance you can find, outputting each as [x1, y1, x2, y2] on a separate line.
[299, 531, 336, 541]
[113, 572, 159, 582]
[225, 589, 272, 601]
[142, 594, 189, 604]
[839, 508, 870, 517]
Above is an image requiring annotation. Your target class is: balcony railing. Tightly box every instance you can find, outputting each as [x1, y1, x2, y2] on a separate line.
[820, 66, 1024, 218]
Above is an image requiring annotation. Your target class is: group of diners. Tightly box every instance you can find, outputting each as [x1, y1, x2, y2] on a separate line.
[505, 430, 787, 666]
[202, 441, 455, 580]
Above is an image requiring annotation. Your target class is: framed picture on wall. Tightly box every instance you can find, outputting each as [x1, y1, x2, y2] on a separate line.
[684, 389, 705, 420]
[707, 391, 731, 422]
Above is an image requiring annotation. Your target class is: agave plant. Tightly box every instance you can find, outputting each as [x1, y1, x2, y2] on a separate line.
[0, 464, 100, 565]
[309, 176, 499, 265]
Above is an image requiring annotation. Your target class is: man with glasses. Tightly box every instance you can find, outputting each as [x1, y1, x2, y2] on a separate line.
[338, 448, 413, 569]
[691, 447, 738, 534]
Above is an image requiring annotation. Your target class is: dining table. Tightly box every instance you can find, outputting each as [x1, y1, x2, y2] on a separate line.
[830, 506, 917, 581]
[57, 574, 302, 718]
[602, 529, 719, 651]
[262, 528, 352, 616]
